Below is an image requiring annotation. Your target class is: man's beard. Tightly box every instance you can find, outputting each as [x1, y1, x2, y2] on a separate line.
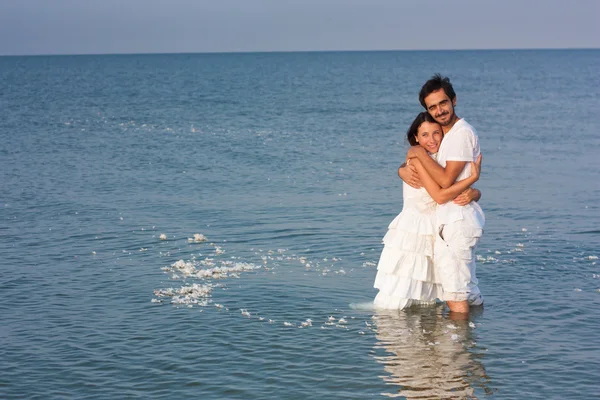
[436, 112, 453, 126]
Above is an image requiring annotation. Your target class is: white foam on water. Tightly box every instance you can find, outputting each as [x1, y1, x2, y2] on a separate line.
[153, 241, 263, 307]
[363, 261, 376, 267]
[300, 319, 313, 328]
[349, 302, 375, 311]
[478, 255, 499, 264]
[188, 233, 207, 242]
[165, 259, 260, 280]
[214, 246, 225, 255]
[153, 243, 376, 335]
[153, 283, 213, 306]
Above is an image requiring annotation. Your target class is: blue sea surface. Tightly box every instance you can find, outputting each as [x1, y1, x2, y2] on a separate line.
[1, 50, 599, 399]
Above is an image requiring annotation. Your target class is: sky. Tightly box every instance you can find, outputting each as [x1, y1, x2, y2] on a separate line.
[0, 0, 598, 56]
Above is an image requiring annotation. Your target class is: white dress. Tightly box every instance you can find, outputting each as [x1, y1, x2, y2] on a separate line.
[373, 181, 443, 309]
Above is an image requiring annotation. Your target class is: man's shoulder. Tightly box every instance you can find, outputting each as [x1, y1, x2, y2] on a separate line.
[454, 119, 478, 137]
[441, 119, 480, 157]
[443, 120, 477, 146]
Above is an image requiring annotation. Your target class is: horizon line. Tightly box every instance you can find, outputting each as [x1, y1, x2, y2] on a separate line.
[1, 46, 599, 58]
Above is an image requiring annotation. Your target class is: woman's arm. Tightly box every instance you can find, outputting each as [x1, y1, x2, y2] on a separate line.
[412, 155, 482, 205]
[407, 146, 466, 188]
[453, 187, 481, 205]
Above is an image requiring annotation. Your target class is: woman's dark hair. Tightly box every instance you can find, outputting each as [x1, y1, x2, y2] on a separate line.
[406, 112, 437, 146]
[418, 73, 456, 109]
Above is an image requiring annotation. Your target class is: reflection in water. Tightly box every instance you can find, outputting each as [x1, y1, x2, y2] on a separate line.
[373, 307, 493, 399]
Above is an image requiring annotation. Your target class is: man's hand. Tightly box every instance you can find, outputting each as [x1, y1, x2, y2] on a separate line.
[406, 145, 426, 159]
[398, 163, 422, 189]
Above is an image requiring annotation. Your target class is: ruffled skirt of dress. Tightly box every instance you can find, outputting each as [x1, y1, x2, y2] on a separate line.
[373, 210, 443, 309]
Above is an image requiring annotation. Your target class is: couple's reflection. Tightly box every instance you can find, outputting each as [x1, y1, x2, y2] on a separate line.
[373, 306, 493, 399]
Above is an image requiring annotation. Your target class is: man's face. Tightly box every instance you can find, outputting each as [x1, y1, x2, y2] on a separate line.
[423, 89, 456, 127]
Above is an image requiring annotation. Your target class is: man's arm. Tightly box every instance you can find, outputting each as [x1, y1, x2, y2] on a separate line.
[407, 146, 467, 188]
[398, 162, 422, 189]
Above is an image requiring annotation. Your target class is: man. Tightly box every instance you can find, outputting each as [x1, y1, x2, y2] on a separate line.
[399, 74, 485, 315]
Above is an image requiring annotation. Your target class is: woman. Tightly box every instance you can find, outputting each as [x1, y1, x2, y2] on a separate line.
[373, 112, 481, 309]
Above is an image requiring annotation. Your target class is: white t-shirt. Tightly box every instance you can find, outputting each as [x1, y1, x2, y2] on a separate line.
[435, 119, 485, 229]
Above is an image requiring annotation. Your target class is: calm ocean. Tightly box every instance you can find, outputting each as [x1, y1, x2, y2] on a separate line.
[1, 50, 599, 399]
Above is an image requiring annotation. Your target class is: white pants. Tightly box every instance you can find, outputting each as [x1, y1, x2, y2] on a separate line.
[435, 220, 483, 305]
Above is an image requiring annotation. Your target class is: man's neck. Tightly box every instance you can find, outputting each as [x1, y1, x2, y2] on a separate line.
[442, 115, 460, 134]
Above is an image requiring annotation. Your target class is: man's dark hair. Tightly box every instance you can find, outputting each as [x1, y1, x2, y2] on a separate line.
[406, 112, 437, 146]
[419, 74, 456, 109]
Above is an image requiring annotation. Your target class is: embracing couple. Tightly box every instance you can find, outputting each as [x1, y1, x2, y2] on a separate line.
[373, 74, 485, 316]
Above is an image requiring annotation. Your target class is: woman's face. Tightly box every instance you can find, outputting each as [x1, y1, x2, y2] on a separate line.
[415, 121, 443, 153]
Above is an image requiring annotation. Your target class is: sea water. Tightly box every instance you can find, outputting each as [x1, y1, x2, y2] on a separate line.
[1, 50, 599, 399]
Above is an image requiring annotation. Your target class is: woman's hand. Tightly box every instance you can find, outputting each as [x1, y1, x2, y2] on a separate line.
[453, 188, 479, 205]
[452, 154, 482, 205]
[470, 154, 482, 181]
